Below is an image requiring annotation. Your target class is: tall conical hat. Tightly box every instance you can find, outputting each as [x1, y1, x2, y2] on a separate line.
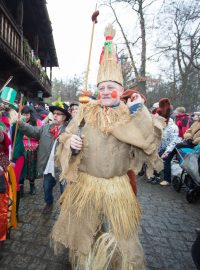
[97, 24, 123, 86]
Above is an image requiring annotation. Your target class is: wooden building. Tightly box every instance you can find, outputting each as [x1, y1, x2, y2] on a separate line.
[0, 0, 58, 99]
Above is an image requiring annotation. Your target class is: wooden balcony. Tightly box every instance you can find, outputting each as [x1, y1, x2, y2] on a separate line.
[0, 3, 22, 56]
[0, 3, 51, 96]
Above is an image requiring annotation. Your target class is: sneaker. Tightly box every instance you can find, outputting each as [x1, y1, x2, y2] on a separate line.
[160, 180, 170, 186]
[151, 177, 160, 185]
[147, 176, 160, 184]
[147, 178, 153, 183]
[42, 204, 53, 214]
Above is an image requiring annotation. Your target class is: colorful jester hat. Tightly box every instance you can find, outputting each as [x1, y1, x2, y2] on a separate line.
[97, 24, 123, 86]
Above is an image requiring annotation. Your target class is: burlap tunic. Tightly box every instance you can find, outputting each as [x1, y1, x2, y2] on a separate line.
[52, 101, 165, 270]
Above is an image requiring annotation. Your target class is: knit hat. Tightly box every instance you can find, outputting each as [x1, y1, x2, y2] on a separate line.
[175, 107, 186, 114]
[157, 98, 171, 122]
[97, 24, 123, 86]
[120, 88, 147, 104]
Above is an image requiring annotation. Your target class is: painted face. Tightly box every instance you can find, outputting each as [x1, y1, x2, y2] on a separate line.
[98, 81, 124, 107]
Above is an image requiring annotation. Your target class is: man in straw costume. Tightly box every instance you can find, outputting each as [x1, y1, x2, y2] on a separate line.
[52, 24, 165, 269]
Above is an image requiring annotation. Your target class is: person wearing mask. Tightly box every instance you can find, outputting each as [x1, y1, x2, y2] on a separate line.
[18, 100, 71, 213]
[51, 24, 164, 270]
[155, 98, 182, 186]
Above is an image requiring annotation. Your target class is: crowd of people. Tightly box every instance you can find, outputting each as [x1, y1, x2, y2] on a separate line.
[0, 23, 199, 269]
[146, 100, 200, 187]
[0, 87, 80, 253]
[145, 99, 200, 269]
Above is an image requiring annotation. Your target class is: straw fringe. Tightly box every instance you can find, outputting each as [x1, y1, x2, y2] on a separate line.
[56, 232, 145, 270]
[63, 172, 141, 240]
[81, 101, 131, 134]
[69, 233, 117, 270]
[55, 102, 165, 181]
[104, 24, 116, 38]
[51, 172, 142, 260]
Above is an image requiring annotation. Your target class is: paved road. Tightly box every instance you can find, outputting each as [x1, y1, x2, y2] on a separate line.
[0, 176, 199, 270]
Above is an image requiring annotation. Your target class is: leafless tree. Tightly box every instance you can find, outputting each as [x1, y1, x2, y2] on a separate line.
[47, 76, 83, 103]
[101, 0, 160, 95]
[156, 0, 200, 111]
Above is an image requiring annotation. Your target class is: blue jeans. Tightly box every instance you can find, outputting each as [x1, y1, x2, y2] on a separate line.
[163, 141, 196, 183]
[43, 173, 66, 204]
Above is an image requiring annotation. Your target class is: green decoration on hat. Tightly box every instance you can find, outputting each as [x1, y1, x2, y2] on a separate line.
[0, 87, 17, 109]
[52, 97, 64, 109]
[104, 40, 112, 53]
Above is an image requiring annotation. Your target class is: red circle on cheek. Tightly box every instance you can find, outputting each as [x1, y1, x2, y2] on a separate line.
[111, 90, 118, 98]
[97, 92, 101, 99]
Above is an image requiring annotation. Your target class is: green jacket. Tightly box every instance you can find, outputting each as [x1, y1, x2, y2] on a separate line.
[19, 122, 69, 178]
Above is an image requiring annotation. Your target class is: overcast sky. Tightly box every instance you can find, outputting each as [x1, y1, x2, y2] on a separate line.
[47, 0, 113, 86]
[46, 1, 163, 88]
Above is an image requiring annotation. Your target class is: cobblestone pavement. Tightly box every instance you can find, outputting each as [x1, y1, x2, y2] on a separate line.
[0, 176, 199, 270]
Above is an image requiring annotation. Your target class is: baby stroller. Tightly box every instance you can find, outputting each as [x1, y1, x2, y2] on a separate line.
[172, 145, 200, 203]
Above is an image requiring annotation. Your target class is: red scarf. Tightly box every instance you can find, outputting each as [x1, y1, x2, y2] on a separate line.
[49, 126, 59, 139]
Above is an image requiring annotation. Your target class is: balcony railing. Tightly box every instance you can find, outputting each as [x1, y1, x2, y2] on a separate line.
[0, 3, 22, 56]
[0, 3, 51, 93]
[22, 39, 51, 93]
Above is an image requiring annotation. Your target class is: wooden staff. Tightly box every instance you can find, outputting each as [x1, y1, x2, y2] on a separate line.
[84, 6, 99, 90]
[0, 76, 13, 93]
[11, 93, 23, 159]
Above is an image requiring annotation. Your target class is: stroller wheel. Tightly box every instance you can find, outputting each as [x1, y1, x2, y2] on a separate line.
[172, 176, 182, 192]
[186, 189, 199, 203]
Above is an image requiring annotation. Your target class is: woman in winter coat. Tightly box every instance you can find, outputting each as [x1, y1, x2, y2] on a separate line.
[20, 106, 42, 195]
[155, 98, 182, 186]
